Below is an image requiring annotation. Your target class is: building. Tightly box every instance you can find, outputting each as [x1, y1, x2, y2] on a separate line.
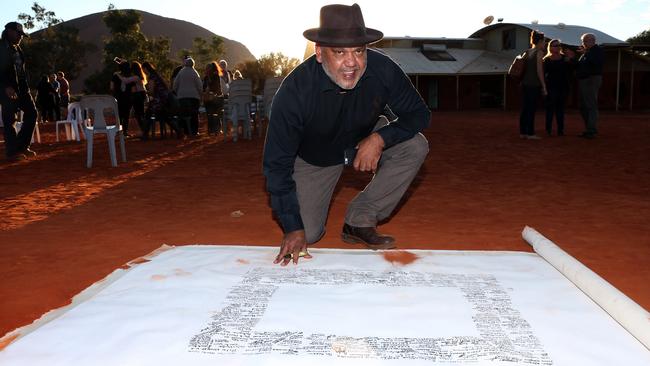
[370, 23, 650, 111]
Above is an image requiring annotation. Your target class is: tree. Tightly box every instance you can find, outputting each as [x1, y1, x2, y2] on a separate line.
[84, 7, 174, 93]
[17, 2, 96, 87]
[18, 2, 61, 29]
[627, 29, 650, 44]
[177, 36, 225, 68]
[627, 29, 650, 56]
[235, 52, 299, 94]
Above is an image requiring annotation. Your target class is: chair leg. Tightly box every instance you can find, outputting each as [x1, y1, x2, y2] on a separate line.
[245, 119, 252, 140]
[71, 122, 79, 141]
[232, 119, 238, 142]
[65, 124, 71, 141]
[119, 134, 127, 162]
[107, 134, 118, 167]
[77, 123, 85, 141]
[86, 133, 94, 168]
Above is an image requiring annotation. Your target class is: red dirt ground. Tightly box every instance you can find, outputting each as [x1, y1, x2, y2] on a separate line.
[1, 110, 648, 338]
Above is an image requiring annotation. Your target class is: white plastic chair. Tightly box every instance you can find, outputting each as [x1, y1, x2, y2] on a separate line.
[225, 79, 253, 142]
[259, 77, 282, 136]
[263, 77, 282, 120]
[81, 95, 126, 168]
[55, 102, 85, 141]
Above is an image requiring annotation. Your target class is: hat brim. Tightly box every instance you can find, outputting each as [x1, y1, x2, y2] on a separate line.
[303, 28, 383, 47]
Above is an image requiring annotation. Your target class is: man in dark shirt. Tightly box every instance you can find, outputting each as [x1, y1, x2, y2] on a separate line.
[0, 22, 38, 161]
[575, 33, 604, 139]
[263, 4, 430, 265]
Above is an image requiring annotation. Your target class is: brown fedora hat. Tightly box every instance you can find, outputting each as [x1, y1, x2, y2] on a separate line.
[303, 4, 383, 47]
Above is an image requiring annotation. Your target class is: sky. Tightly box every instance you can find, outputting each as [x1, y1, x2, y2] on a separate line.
[2, 0, 649, 60]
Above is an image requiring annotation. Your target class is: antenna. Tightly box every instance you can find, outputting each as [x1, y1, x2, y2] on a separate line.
[483, 15, 494, 25]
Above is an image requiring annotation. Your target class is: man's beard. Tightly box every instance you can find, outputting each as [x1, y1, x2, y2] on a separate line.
[321, 60, 365, 90]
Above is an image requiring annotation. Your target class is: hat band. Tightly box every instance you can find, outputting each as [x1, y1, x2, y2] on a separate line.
[317, 27, 368, 40]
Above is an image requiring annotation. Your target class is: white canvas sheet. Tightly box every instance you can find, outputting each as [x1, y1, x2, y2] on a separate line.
[1, 245, 649, 365]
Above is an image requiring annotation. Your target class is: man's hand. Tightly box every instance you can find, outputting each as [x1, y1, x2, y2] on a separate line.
[5, 87, 17, 100]
[353, 132, 385, 173]
[274, 230, 312, 266]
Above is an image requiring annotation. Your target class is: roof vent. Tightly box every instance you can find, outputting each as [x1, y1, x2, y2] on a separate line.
[531, 19, 539, 24]
[497, 18, 504, 22]
[483, 15, 494, 25]
[422, 44, 447, 52]
[557, 22, 566, 29]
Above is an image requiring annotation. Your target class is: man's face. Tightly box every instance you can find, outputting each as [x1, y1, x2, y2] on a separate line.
[316, 45, 367, 90]
[6, 29, 23, 45]
[581, 35, 595, 49]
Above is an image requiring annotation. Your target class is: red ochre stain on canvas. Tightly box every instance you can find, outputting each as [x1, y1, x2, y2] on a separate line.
[236, 259, 250, 264]
[0, 333, 20, 351]
[383, 251, 419, 265]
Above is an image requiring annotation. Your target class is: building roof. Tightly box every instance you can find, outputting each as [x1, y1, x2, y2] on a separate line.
[469, 23, 628, 47]
[380, 47, 510, 75]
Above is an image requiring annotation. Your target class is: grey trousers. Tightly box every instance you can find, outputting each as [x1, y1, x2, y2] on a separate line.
[579, 75, 602, 135]
[292, 125, 429, 244]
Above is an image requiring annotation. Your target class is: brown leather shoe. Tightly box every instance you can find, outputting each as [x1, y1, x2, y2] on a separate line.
[341, 223, 396, 250]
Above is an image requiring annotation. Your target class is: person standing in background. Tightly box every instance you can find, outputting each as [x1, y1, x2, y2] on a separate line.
[57, 71, 70, 118]
[110, 59, 134, 137]
[0, 22, 38, 161]
[36, 74, 55, 123]
[543, 39, 571, 136]
[117, 61, 148, 139]
[49, 73, 61, 121]
[575, 33, 604, 139]
[218, 59, 232, 96]
[173, 56, 202, 136]
[518, 30, 547, 140]
[202, 61, 224, 135]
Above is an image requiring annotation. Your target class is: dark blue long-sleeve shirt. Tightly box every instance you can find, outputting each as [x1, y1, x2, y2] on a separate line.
[263, 48, 430, 233]
[576, 44, 604, 79]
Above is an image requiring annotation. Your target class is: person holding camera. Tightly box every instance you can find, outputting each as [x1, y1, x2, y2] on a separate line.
[262, 4, 430, 265]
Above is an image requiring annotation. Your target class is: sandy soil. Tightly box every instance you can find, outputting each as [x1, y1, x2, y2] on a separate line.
[0, 110, 648, 338]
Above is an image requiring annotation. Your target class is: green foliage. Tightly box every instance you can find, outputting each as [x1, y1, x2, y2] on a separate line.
[627, 29, 650, 56]
[18, 2, 61, 29]
[627, 29, 650, 44]
[16, 3, 95, 88]
[84, 7, 174, 93]
[103, 7, 141, 35]
[235, 52, 299, 94]
[176, 36, 225, 69]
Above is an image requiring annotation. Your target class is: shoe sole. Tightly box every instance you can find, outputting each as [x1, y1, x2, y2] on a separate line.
[341, 233, 397, 250]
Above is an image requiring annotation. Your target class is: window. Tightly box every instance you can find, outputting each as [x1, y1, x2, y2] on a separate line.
[420, 44, 456, 61]
[502, 29, 516, 50]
